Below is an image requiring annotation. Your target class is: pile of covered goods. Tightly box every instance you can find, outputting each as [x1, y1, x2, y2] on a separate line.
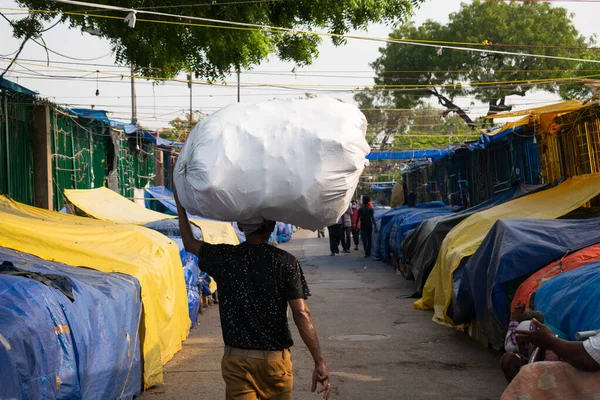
[0, 195, 190, 396]
[397, 173, 600, 350]
[64, 187, 238, 326]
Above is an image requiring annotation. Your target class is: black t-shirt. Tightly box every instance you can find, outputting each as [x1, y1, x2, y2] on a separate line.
[198, 242, 311, 351]
[357, 206, 375, 232]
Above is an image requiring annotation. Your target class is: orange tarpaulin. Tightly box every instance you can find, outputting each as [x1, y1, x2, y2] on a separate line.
[511, 243, 600, 312]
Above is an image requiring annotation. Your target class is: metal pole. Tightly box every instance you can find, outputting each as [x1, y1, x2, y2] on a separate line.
[237, 70, 241, 103]
[130, 63, 137, 122]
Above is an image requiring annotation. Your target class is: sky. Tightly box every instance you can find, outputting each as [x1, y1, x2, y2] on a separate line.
[1, 0, 599, 129]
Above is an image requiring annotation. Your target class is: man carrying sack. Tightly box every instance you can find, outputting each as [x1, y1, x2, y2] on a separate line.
[175, 191, 331, 400]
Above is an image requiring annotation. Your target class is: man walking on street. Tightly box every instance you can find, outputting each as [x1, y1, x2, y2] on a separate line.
[341, 205, 353, 254]
[175, 191, 331, 400]
[327, 217, 343, 257]
[351, 200, 360, 251]
[358, 196, 378, 258]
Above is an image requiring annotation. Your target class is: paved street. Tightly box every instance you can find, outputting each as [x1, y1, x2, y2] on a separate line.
[143, 230, 506, 400]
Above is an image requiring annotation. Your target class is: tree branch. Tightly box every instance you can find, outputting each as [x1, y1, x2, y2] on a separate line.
[426, 89, 476, 129]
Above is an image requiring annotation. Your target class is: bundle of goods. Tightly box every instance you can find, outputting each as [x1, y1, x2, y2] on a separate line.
[175, 98, 370, 230]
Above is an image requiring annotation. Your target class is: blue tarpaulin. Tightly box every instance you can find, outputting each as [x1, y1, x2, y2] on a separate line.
[145, 186, 178, 215]
[386, 206, 461, 263]
[0, 77, 37, 96]
[454, 218, 600, 349]
[367, 149, 451, 161]
[0, 247, 142, 400]
[376, 202, 447, 261]
[276, 222, 295, 244]
[535, 261, 600, 341]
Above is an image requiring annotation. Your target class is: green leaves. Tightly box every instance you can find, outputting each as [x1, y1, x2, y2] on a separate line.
[13, 0, 423, 78]
[362, 0, 596, 120]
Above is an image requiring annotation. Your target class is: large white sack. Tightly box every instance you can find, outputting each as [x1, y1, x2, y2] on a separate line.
[174, 97, 369, 230]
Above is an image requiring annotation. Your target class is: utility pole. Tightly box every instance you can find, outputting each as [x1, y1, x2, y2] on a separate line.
[237, 69, 241, 103]
[187, 72, 193, 131]
[130, 63, 137, 122]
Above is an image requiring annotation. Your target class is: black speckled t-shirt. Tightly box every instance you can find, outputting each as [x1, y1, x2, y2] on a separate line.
[198, 242, 311, 351]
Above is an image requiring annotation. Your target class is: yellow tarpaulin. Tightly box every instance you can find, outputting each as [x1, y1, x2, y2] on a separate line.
[484, 100, 585, 119]
[484, 100, 591, 137]
[64, 187, 240, 245]
[65, 187, 174, 225]
[0, 196, 190, 388]
[414, 173, 600, 325]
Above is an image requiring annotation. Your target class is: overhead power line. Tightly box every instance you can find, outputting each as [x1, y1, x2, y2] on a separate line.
[3, 2, 600, 64]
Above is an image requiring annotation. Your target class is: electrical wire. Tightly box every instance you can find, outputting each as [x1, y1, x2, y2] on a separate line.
[4, 4, 600, 64]
[5, 58, 599, 88]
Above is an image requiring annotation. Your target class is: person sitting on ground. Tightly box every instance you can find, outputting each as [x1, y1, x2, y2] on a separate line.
[500, 302, 547, 382]
[500, 321, 600, 399]
[358, 196, 378, 258]
[516, 319, 600, 372]
[175, 190, 331, 400]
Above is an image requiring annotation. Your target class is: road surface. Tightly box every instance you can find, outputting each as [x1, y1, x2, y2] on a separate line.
[143, 230, 506, 399]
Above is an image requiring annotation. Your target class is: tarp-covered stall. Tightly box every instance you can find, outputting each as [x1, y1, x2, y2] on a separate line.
[0, 247, 142, 399]
[511, 243, 600, 314]
[388, 206, 462, 263]
[535, 261, 600, 341]
[414, 173, 600, 326]
[376, 202, 446, 262]
[454, 218, 600, 349]
[401, 184, 546, 297]
[65, 187, 240, 245]
[0, 196, 189, 388]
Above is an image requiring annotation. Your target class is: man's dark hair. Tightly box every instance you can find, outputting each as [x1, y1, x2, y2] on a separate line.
[362, 196, 371, 205]
[254, 221, 277, 237]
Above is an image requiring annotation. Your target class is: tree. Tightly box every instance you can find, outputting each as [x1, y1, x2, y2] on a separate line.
[158, 110, 206, 142]
[10, 0, 423, 79]
[361, 0, 597, 128]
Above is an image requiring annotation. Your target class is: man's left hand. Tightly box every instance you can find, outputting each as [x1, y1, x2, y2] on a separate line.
[516, 319, 557, 350]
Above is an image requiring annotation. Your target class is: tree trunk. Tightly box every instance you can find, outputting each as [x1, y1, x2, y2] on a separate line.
[426, 89, 476, 129]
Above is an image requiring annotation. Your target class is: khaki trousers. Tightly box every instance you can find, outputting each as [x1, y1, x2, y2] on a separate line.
[222, 347, 293, 400]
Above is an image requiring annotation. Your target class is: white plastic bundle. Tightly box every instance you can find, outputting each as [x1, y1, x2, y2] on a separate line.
[174, 97, 369, 230]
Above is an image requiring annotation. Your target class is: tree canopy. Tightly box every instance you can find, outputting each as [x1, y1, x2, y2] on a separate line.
[361, 104, 476, 150]
[9, 0, 423, 79]
[358, 0, 597, 128]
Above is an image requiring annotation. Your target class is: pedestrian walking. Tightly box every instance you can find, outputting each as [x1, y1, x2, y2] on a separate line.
[327, 217, 343, 256]
[341, 205, 353, 253]
[317, 228, 325, 238]
[351, 200, 360, 251]
[358, 196, 378, 258]
[175, 190, 331, 400]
